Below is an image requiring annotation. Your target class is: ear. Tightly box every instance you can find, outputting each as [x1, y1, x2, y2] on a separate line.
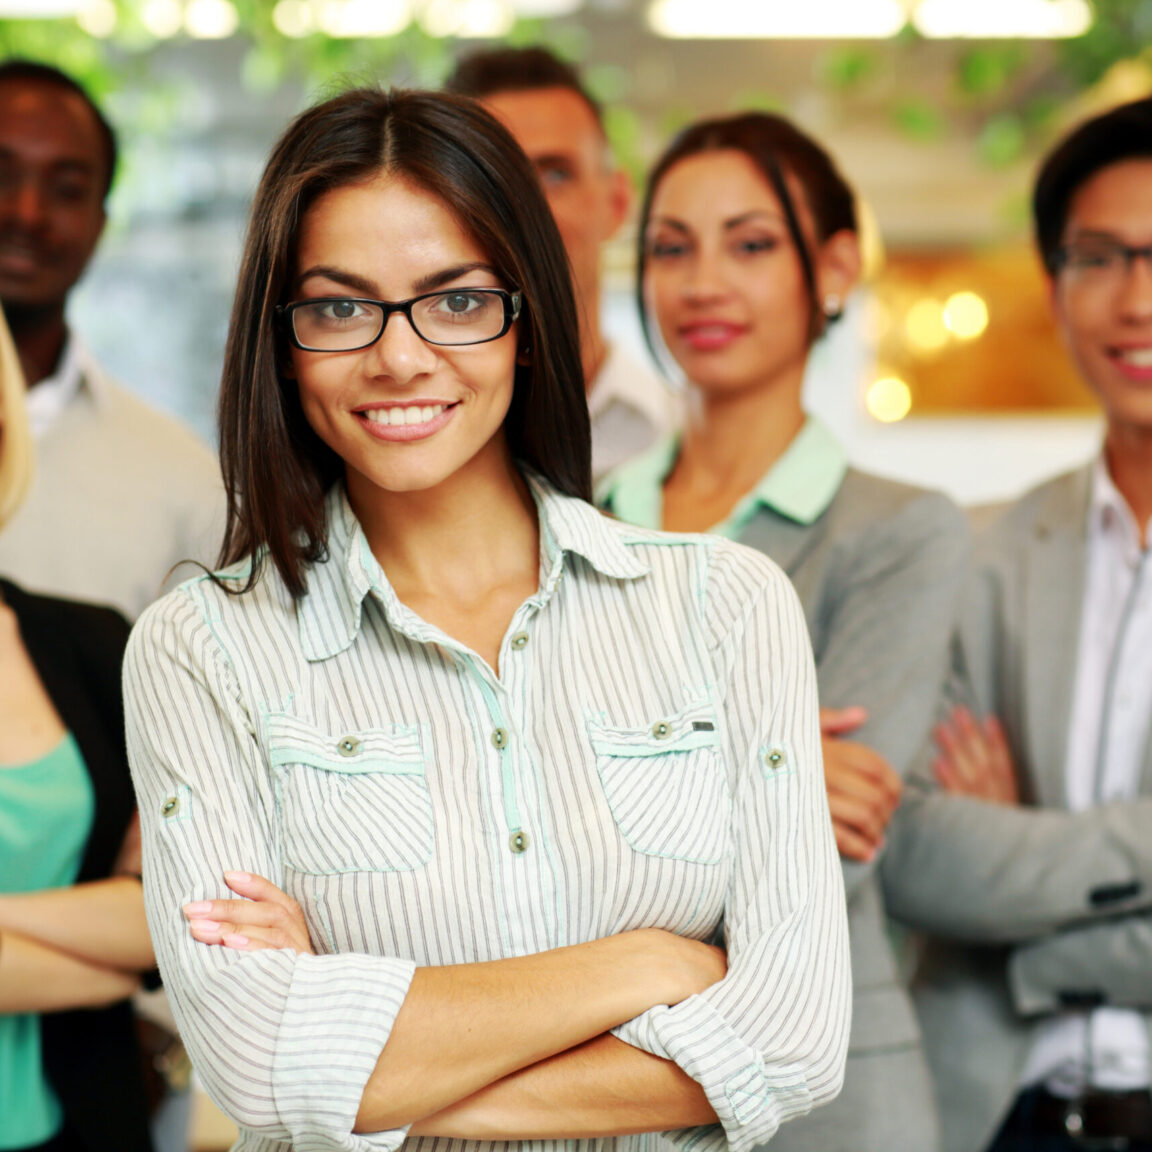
[516, 342, 532, 368]
[601, 166, 632, 243]
[816, 229, 862, 310]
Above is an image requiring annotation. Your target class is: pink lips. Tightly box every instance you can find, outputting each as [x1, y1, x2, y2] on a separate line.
[678, 321, 745, 352]
[1109, 346, 1152, 382]
[355, 402, 458, 443]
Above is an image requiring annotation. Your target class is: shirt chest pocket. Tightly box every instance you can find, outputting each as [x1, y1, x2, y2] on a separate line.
[587, 701, 729, 865]
[267, 714, 434, 875]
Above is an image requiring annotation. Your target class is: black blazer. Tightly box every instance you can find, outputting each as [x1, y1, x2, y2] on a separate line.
[2, 579, 153, 1152]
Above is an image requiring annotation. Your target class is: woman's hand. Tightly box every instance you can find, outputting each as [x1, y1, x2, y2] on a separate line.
[820, 706, 902, 862]
[183, 871, 314, 955]
[933, 705, 1019, 805]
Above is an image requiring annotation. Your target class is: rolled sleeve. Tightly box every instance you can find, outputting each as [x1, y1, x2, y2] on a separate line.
[615, 547, 851, 1152]
[124, 586, 416, 1148]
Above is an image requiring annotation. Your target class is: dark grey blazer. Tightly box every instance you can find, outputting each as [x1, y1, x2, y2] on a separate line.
[883, 465, 1152, 1152]
[740, 467, 967, 1152]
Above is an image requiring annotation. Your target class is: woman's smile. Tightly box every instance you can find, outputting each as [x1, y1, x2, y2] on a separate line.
[356, 400, 459, 440]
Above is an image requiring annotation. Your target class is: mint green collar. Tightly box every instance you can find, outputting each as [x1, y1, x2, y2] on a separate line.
[598, 414, 847, 539]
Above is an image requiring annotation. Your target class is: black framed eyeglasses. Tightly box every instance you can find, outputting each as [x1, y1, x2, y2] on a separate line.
[276, 288, 522, 351]
[1052, 239, 1152, 283]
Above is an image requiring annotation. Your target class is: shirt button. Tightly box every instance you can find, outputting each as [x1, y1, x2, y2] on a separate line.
[337, 736, 361, 757]
[510, 631, 529, 650]
[491, 728, 509, 750]
[509, 830, 530, 854]
[651, 721, 671, 739]
[161, 795, 180, 817]
[764, 747, 786, 770]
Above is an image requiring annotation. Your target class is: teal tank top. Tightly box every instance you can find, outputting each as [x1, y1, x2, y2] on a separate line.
[0, 732, 94, 1149]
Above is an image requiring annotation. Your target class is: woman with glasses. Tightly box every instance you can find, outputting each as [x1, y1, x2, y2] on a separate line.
[123, 88, 849, 1152]
[0, 305, 155, 1152]
[597, 112, 967, 1152]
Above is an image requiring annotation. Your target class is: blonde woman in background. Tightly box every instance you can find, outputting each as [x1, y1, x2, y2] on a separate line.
[0, 305, 155, 1152]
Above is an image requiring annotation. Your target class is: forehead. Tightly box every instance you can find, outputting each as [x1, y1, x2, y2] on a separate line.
[652, 149, 787, 221]
[1065, 157, 1152, 238]
[479, 86, 603, 162]
[297, 174, 490, 275]
[0, 79, 106, 176]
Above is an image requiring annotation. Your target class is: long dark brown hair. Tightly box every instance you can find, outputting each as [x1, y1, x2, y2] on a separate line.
[636, 111, 858, 357]
[217, 86, 590, 598]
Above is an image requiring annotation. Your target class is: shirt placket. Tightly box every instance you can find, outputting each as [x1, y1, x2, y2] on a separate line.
[457, 591, 562, 958]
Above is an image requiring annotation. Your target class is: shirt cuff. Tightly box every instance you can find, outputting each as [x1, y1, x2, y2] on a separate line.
[612, 996, 812, 1152]
[272, 952, 417, 1150]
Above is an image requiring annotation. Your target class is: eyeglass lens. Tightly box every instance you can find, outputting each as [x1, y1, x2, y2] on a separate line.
[1061, 240, 1152, 282]
[291, 290, 511, 350]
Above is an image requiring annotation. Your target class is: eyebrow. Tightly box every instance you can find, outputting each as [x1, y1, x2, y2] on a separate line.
[295, 261, 500, 297]
[649, 209, 784, 233]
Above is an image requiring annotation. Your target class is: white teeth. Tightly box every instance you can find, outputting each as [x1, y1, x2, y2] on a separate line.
[1117, 348, 1152, 368]
[364, 405, 446, 426]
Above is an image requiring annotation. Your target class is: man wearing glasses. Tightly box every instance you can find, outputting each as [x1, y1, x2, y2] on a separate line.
[883, 96, 1152, 1152]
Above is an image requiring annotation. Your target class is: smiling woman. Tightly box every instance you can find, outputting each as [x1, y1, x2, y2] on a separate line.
[122, 87, 850, 1152]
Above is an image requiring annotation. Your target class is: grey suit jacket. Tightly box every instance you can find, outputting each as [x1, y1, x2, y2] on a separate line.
[741, 467, 967, 1152]
[882, 464, 1152, 1152]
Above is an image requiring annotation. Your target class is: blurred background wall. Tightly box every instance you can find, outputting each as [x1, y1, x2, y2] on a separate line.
[2, 0, 1149, 507]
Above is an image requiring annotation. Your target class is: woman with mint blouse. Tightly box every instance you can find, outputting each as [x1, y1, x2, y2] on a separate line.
[122, 89, 850, 1152]
[0, 307, 154, 1152]
[598, 112, 968, 1152]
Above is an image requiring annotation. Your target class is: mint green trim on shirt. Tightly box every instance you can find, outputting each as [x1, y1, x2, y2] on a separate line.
[598, 414, 848, 538]
[0, 731, 94, 1150]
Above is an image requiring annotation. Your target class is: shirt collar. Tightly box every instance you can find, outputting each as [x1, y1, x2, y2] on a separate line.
[296, 476, 649, 662]
[598, 413, 847, 533]
[24, 334, 109, 440]
[587, 342, 672, 431]
[1089, 455, 1148, 558]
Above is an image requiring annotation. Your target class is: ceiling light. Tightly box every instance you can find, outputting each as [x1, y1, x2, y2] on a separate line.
[419, 0, 514, 37]
[509, 0, 582, 12]
[185, 0, 238, 37]
[648, 0, 908, 38]
[76, 0, 116, 34]
[318, 0, 412, 36]
[0, 0, 82, 14]
[272, 0, 315, 35]
[913, 0, 1093, 38]
[141, 0, 182, 37]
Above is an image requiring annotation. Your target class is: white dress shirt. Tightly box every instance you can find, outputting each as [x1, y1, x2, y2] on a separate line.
[124, 478, 850, 1152]
[588, 343, 677, 484]
[1021, 457, 1152, 1096]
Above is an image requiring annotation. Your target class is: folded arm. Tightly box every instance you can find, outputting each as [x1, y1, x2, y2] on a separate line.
[813, 491, 968, 891]
[125, 589, 723, 1148]
[1009, 912, 1152, 1016]
[0, 930, 140, 1013]
[0, 874, 153, 972]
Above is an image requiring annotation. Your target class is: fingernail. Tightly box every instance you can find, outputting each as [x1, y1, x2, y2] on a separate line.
[183, 902, 211, 917]
[188, 919, 221, 933]
[222, 933, 250, 949]
[223, 871, 251, 883]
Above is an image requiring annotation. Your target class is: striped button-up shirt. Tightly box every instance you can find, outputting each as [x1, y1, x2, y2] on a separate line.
[124, 478, 849, 1152]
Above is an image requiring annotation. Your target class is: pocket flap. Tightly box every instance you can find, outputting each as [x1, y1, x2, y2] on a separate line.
[266, 713, 425, 775]
[587, 699, 720, 758]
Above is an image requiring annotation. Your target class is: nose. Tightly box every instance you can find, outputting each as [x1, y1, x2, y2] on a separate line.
[680, 246, 728, 303]
[0, 176, 47, 232]
[365, 309, 438, 384]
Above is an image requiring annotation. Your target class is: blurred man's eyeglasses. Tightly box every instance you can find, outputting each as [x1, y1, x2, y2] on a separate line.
[1053, 239, 1152, 289]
